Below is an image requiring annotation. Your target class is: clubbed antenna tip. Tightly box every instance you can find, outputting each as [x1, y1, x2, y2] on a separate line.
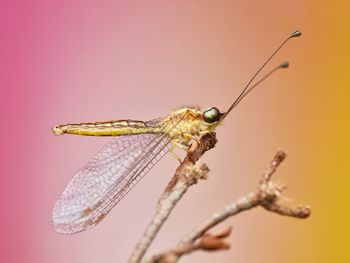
[290, 30, 302, 38]
[280, 61, 289, 68]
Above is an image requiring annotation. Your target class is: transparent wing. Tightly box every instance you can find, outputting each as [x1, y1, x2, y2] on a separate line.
[52, 112, 187, 234]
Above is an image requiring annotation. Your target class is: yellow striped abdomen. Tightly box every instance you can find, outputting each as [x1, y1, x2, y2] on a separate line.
[52, 120, 159, 136]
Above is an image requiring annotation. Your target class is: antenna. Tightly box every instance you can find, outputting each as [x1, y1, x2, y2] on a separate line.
[230, 61, 289, 108]
[220, 30, 301, 120]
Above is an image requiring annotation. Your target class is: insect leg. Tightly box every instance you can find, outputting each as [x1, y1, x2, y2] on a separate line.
[169, 140, 183, 163]
[183, 133, 201, 144]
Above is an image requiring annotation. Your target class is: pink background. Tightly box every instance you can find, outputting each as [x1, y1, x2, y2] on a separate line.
[1, 1, 349, 262]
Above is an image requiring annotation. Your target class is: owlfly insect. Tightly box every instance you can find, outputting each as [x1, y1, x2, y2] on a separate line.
[52, 31, 301, 234]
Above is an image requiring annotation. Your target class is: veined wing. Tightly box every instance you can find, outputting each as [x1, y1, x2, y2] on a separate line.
[52, 133, 171, 234]
[52, 111, 188, 234]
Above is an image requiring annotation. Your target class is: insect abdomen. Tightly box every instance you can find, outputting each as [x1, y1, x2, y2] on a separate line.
[52, 120, 157, 136]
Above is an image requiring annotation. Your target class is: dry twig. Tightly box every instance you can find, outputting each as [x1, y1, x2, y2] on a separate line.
[129, 133, 311, 263]
[128, 133, 217, 263]
[178, 150, 310, 250]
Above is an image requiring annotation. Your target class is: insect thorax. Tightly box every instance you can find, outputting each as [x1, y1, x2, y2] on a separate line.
[161, 108, 215, 146]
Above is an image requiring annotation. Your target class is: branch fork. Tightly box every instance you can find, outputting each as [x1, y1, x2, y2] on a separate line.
[128, 134, 311, 263]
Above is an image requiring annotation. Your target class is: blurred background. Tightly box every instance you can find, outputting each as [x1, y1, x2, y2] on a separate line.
[1, 1, 349, 262]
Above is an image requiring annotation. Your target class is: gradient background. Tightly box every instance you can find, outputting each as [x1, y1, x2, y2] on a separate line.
[1, 1, 349, 262]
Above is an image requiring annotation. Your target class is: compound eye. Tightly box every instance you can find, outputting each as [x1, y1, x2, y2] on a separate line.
[203, 107, 221, 123]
